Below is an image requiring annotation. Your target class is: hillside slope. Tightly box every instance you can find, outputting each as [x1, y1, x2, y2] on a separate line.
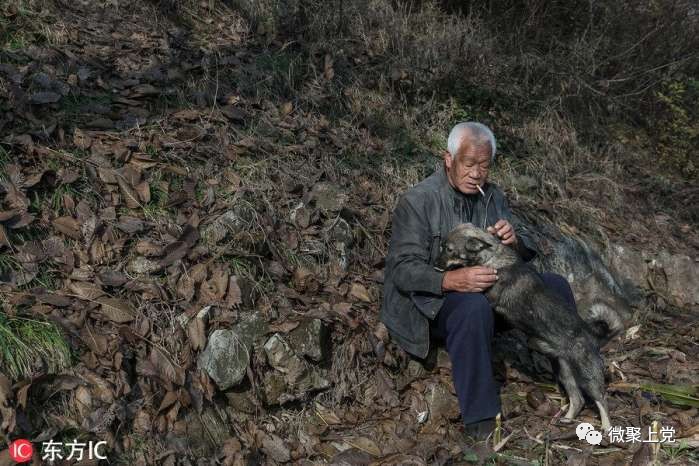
[1, 0, 698, 464]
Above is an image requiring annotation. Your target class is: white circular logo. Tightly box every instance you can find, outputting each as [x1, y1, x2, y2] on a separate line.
[585, 430, 603, 445]
[576, 422, 594, 440]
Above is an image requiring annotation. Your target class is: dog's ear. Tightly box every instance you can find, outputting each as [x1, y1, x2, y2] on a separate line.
[465, 237, 492, 253]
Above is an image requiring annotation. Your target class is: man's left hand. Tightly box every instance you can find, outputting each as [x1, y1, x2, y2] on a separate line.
[487, 219, 517, 245]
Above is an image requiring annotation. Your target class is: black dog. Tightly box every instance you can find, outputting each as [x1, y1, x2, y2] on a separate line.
[435, 223, 612, 431]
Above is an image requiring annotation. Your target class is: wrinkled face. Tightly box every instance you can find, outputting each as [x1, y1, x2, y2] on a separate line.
[434, 223, 496, 271]
[444, 139, 492, 195]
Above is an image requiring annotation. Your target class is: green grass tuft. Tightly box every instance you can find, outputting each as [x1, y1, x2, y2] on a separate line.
[0, 312, 72, 380]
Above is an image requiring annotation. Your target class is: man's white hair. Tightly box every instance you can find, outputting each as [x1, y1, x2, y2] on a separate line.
[447, 122, 497, 161]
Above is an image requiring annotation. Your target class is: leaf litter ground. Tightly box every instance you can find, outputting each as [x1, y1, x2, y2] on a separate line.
[0, 1, 698, 465]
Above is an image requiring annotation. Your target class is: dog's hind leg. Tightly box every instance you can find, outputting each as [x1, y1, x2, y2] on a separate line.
[595, 399, 612, 433]
[557, 358, 585, 422]
[576, 353, 613, 432]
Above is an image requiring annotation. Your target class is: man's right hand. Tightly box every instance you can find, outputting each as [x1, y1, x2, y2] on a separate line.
[441, 266, 498, 293]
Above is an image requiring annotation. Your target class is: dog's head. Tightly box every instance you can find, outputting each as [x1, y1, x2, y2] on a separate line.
[434, 223, 500, 271]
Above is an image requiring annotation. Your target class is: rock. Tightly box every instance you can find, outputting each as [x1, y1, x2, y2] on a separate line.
[262, 371, 288, 404]
[310, 182, 348, 213]
[183, 406, 231, 456]
[532, 228, 632, 339]
[397, 359, 428, 391]
[424, 382, 460, 422]
[290, 202, 312, 228]
[288, 318, 328, 362]
[327, 217, 353, 272]
[436, 347, 451, 369]
[201, 209, 247, 245]
[511, 174, 538, 193]
[294, 366, 330, 394]
[264, 333, 306, 383]
[604, 242, 648, 304]
[262, 333, 330, 404]
[225, 390, 257, 414]
[653, 251, 699, 307]
[126, 256, 162, 274]
[221, 105, 249, 123]
[237, 311, 269, 349]
[30, 91, 61, 104]
[261, 433, 291, 463]
[198, 329, 250, 390]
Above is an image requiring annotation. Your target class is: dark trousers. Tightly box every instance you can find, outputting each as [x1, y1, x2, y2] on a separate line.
[430, 272, 577, 425]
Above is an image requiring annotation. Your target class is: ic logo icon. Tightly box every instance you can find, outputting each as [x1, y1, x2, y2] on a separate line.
[9, 439, 33, 463]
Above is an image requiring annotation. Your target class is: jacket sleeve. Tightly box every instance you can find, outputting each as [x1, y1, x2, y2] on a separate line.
[386, 194, 445, 296]
[500, 195, 538, 262]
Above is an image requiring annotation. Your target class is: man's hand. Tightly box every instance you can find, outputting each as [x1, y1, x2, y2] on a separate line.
[442, 266, 498, 293]
[487, 219, 517, 246]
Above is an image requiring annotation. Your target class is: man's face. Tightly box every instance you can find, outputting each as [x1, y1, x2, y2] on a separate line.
[444, 140, 491, 195]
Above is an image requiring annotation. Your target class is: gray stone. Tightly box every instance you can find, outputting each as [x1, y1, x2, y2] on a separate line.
[30, 91, 61, 104]
[198, 329, 250, 390]
[201, 209, 247, 245]
[183, 406, 231, 456]
[264, 333, 306, 383]
[261, 433, 291, 463]
[126, 256, 162, 275]
[511, 174, 538, 193]
[654, 251, 699, 307]
[532, 228, 632, 336]
[424, 382, 460, 422]
[323, 217, 353, 273]
[225, 390, 257, 414]
[237, 311, 270, 349]
[262, 371, 288, 404]
[310, 182, 348, 213]
[262, 333, 330, 405]
[288, 318, 328, 362]
[604, 242, 648, 302]
[396, 359, 428, 391]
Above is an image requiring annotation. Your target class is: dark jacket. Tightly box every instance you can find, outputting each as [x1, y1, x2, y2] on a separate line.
[380, 164, 538, 359]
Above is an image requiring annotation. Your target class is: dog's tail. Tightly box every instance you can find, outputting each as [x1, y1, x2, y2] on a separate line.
[586, 302, 626, 346]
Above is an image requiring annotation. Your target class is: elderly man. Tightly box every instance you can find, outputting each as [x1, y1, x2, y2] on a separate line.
[380, 122, 579, 440]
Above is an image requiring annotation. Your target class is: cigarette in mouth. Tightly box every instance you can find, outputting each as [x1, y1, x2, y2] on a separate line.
[477, 185, 485, 196]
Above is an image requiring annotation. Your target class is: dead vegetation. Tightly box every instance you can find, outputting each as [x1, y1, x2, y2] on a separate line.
[0, 0, 698, 464]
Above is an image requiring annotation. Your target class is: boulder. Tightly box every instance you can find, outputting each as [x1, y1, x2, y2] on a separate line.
[652, 251, 699, 307]
[604, 242, 648, 305]
[532, 229, 632, 338]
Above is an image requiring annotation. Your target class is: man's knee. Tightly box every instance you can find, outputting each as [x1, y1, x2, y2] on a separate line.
[443, 292, 493, 329]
